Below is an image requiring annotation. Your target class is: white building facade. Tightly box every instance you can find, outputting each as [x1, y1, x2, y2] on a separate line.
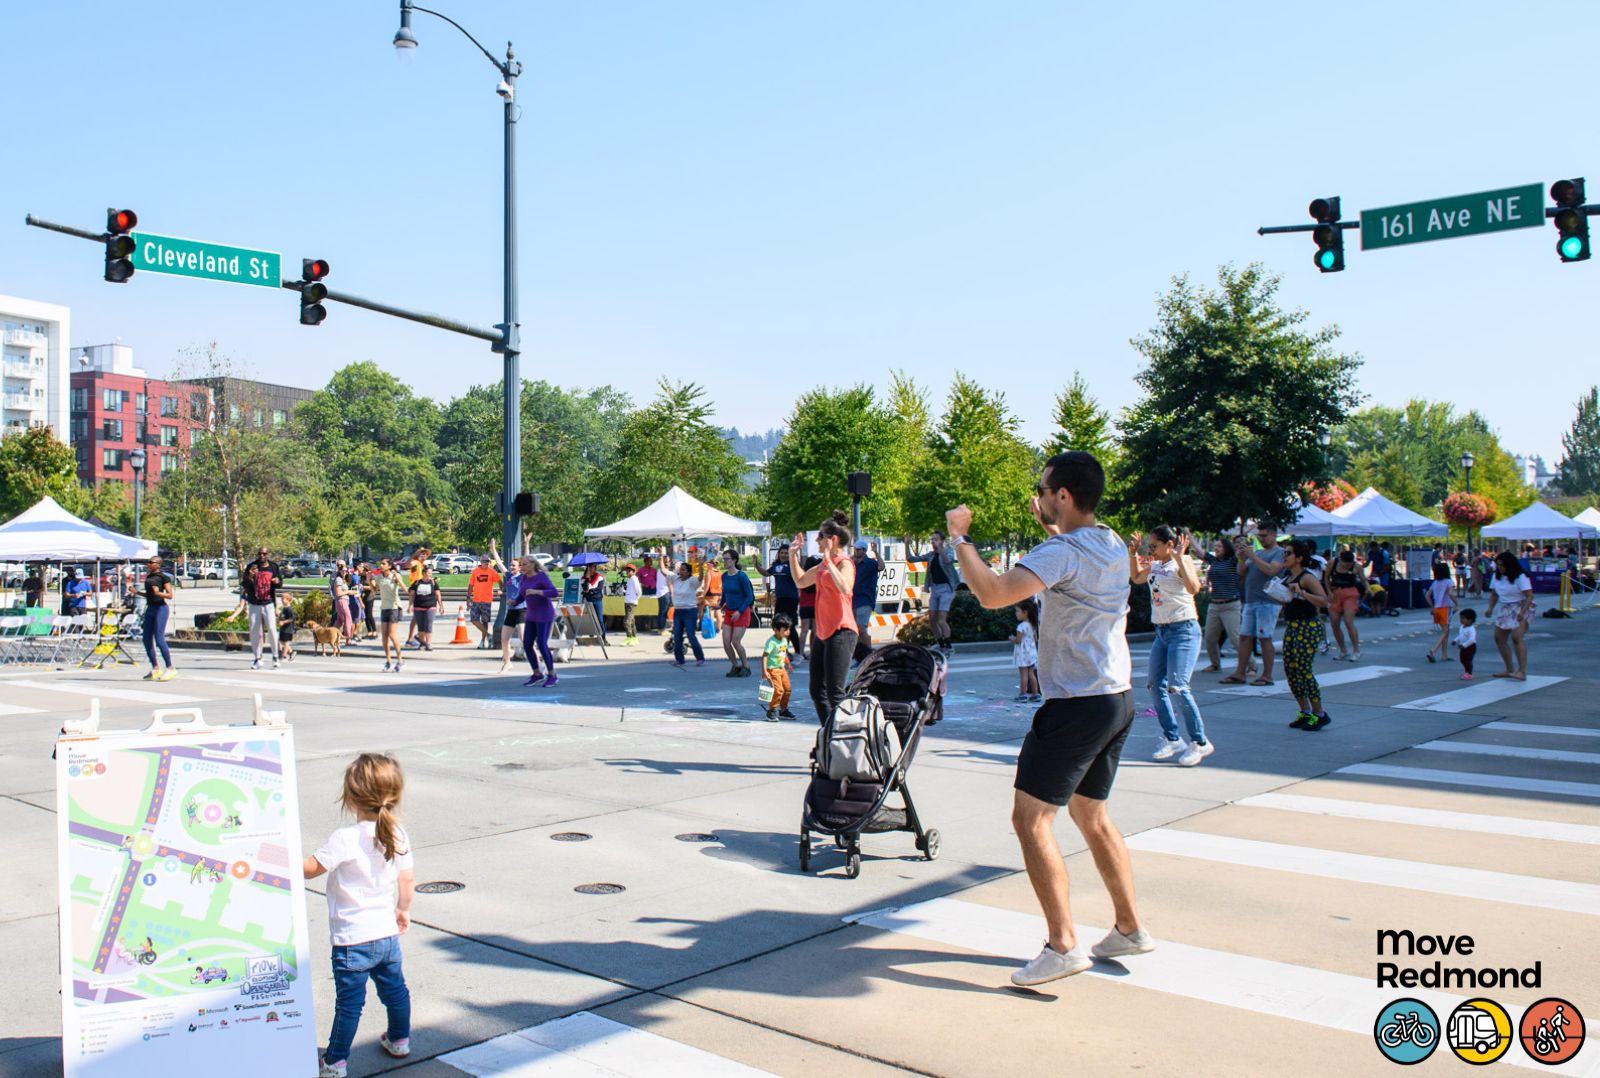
[0, 294, 70, 442]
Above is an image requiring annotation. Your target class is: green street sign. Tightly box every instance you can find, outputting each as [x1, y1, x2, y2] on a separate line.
[129, 232, 281, 288]
[1360, 183, 1545, 251]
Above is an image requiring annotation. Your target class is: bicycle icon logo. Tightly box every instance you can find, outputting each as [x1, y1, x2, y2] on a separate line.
[1375, 998, 1441, 1065]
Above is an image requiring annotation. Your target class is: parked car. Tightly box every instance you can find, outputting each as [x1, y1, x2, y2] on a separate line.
[529, 552, 558, 571]
[443, 553, 477, 573]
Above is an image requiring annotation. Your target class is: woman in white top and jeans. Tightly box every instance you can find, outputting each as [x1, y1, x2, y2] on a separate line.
[1129, 526, 1212, 767]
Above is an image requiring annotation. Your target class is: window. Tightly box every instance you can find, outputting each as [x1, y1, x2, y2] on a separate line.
[74, 446, 87, 469]
[160, 425, 178, 447]
[189, 428, 206, 448]
[101, 419, 123, 442]
[252, 409, 265, 428]
[191, 393, 208, 420]
[228, 404, 241, 423]
[101, 448, 121, 470]
[160, 395, 178, 418]
[160, 453, 178, 474]
[102, 388, 123, 412]
[70, 418, 88, 442]
[272, 409, 287, 428]
[70, 387, 88, 413]
[134, 393, 147, 415]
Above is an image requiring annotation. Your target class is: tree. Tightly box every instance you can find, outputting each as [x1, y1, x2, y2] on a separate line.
[903, 373, 1038, 543]
[591, 381, 749, 522]
[0, 426, 87, 521]
[1116, 264, 1363, 531]
[1045, 373, 1115, 460]
[758, 385, 902, 536]
[1556, 385, 1600, 496]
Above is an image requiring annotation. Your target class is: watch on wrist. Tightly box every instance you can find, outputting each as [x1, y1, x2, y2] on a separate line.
[951, 536, 974, 548]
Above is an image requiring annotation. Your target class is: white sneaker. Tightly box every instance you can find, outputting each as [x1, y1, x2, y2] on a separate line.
[272, 659, 280, 670]
[250, 659, 260, 671]
[380, 1033, 411, 1058]
[319, 1059, 347, 1078]
[1151, 739, 1187, 762]
[1177, 740, 1214, 767]
[1091, 925, 1156, 959]
[1011, 942, 1092, 986]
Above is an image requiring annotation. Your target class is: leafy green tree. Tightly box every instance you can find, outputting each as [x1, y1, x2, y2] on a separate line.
[759, 385, 902, 536]
[1556, 386, 1600, 497]
[0, 426, 91, 520]
[1045, 373, 1116, 460]
[1116, 264, 1363, 531]
[903, 373, 1038, 543]
[592, 381, 749, 521]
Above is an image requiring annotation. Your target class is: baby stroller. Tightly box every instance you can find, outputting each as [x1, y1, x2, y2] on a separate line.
[799, 643, 947, 879]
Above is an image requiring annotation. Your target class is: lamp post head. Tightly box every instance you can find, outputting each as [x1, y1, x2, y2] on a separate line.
[129, 448, 146, 472]
[1460, 451, 1475, 471]
[1318, 431, 1332, 448]
[394, 1, 418, 57]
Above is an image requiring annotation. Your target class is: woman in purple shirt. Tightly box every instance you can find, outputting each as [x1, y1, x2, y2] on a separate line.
[510, 556, 560, 687]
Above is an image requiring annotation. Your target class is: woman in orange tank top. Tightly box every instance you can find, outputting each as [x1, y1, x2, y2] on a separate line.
[789, 510, 858, 722]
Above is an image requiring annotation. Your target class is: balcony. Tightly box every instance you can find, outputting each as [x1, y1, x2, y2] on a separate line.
[2, 328, 47, 348]
[2, 361, 35, 379]
[3, 394, 41, 411]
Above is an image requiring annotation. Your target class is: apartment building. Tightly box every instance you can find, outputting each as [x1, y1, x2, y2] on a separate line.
[69, 344, 211, 487]
[0, 294, 70, 442]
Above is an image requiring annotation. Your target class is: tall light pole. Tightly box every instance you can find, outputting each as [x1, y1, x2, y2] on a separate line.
[1318, 430, 1332, 477]
[1460, 450, 1476, 553]
[394, 0, 524, 557]
[129, 447, 146, 538]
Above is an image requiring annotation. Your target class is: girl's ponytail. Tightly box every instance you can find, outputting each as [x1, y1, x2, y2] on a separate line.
[340, 752, 406, 862]
[373, 802, 400, 862]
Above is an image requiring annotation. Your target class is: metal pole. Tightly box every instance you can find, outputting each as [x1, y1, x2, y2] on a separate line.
[1464, 464, 1473, 557]
[134, 476, 142, 538]
[851, 495, 861, 539]
[500, 48, 523, 560]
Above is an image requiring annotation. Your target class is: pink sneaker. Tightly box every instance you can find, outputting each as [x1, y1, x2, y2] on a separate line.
[380, 1034, 411, 1058]
[1460, 673, 1473, 680]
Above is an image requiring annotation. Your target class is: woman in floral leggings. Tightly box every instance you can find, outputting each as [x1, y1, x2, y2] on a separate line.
[1280, 539, 1332, 731]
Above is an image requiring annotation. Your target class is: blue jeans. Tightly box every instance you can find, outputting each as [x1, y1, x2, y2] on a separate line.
[589, 598, 608, 642]
[1150, 619, 1206, 744]
[141, 605, 171, 668]
[325, 935, 409, 1065]
[671, 608, 704, 662]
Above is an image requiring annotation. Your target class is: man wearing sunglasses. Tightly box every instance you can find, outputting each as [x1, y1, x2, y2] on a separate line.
[241, 547, 285, 670]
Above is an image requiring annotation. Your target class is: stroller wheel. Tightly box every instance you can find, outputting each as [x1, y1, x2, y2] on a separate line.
[845, 852, 861, 879]
[834, 835, 847, 850]
[920, 828, 941, 861]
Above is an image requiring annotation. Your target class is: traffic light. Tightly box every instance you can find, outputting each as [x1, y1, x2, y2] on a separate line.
[1309, 197, 1344, 272]
[104, 208, 137, 283]
[299, 258, 330, 325]
[1551, 178, 1589, 263]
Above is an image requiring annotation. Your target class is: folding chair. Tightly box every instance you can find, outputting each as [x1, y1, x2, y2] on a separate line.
[0, 616, 29, 665]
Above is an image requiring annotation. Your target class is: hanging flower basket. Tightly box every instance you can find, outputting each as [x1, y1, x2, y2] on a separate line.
[1442, 491, 1497, 527]
[1302, 478, 1358, 512]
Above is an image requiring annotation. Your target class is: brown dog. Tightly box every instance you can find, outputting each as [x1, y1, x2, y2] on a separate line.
[303, 620, 343, 657]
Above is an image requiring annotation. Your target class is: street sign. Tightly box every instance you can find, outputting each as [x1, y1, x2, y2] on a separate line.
[129, 232, 281, 288]
[877, 561, 908, 607]
[1360, 183, 1544, 251]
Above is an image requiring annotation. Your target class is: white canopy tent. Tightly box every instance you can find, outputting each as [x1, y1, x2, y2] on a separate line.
[1330, 487, 1448, 538]
[1576, 507, 1600, 531]
[1481, 501, 1600, 541]
[1288, 500, 1341, 537]
[583, 486, 771, 541]
[0, 496, 155, 560]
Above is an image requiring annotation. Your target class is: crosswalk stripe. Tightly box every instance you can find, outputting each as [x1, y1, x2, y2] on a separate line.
[1338, 762, 1600, 799]
[442, 1010, 774, 1076]
[3, 679, 202, 704]
[1481, 721, 1600, 739]
[180, 675, 342, 695]
[1395, 674, 1568, 713]
[848, 898, 1577, 1075]
[1123, 828, 1600, 914]
[1235, 792, 1600, 845]
[1413, 740, 1600, 765]
[0, 702, 42, 716]
[1211, 665, 1409, 696]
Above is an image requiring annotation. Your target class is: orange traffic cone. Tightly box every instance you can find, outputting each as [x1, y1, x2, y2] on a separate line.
[451, 603, 471, 645]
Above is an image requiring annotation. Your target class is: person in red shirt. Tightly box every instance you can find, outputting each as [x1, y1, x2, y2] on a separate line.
[467, 554, 502, 648]
[789, 511, 857, 722]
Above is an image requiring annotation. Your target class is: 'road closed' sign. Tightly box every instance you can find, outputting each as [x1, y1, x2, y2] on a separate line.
[877, 561, 907, 606]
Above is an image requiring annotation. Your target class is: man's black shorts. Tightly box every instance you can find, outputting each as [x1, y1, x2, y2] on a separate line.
[773, 596, 799, 625]
[1014, 691, 1133, 805]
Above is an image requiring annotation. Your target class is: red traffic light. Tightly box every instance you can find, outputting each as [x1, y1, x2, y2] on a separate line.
[1308, 197, 1341, 223]
[107, 209, 137, 234]
[303, 258, 330, 281]
[1551, 178, 1585, 208]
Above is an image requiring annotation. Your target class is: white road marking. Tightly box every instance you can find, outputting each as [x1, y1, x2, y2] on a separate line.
[1395, 675, 1567, 713]
[1210, 666, 1409, 697]
[1338, 762, 1600, 799]
[1236, 792, 1600, 845]
[1481, 720, 1600, 739]
[0, 701, 42, 715]
[3, 679, 202, 704]
[442, 1010, 774, 1076]
[1123, 828, 1600, 915]
[179, 675, 342, 696]
[848, 897, 1583, 1075]
[1413, 740, 1600, 765]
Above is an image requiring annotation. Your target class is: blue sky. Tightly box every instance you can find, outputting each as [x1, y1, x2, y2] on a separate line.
[4, 1, 1592, 463]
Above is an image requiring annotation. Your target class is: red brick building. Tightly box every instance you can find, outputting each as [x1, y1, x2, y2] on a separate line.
[69, 344, 211, 487]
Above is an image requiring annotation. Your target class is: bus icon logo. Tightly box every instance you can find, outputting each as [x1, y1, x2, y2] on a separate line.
[1447, 998, 1512, 1064]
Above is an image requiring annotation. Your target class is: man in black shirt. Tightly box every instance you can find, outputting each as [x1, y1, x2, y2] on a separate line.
[21, 566, 44, 609]
[764, 544, 800, 653]
[141, 557, 176, 680]
[408, 563, 441, 651]
[240, 548, 284, 670]
[908, 532, 960, 653]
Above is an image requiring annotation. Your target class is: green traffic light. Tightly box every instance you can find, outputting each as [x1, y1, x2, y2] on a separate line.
[1318, 249, 1337, 270]
[1561, 235, 1586, 260]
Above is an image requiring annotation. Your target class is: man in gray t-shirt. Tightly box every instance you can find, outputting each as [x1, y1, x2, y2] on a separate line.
[943, 451, 1154, 989]
[1230, 523, 1286, 685]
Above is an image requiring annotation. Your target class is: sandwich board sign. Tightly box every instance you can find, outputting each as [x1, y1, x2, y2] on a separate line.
[876, 561, 908, 607]
[55, 700, 316, 1076]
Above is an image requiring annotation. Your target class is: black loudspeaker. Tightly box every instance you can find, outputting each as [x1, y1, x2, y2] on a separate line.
[847, 471, 872, 498]
[513, 492, 540, 516]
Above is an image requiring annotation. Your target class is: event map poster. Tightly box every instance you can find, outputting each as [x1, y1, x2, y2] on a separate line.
[55, 723, 318, 1076]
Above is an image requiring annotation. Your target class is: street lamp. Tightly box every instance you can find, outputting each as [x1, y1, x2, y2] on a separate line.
[129, 447, 146, 538]
[1460, 450, 1476, 553]
[1318, 431, 1332, 477]
[393, 0, 525, 559]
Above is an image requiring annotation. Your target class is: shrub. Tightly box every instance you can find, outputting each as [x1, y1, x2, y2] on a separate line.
[293, 590, 333, 625]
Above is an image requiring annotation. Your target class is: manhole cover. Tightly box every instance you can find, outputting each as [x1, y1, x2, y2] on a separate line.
[674, 833, 720, 843]
[574, 882, 626, 895]
[666, 707, 738, 719]
[550, 832, 592, 842]
[415, 881, 465, 895]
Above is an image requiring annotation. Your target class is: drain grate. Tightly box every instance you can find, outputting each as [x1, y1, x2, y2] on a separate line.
[574, 882, 626, 895]
[550, 832, 592, 842]
[415, 881, 465, 895]
[674, 833, 720, 843]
